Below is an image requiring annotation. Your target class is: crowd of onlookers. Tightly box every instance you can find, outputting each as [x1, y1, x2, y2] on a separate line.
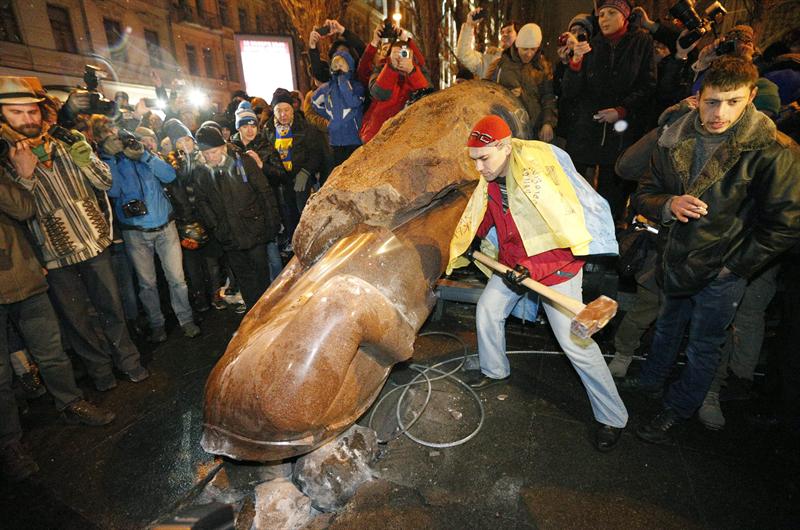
[1, 0, 799, 482]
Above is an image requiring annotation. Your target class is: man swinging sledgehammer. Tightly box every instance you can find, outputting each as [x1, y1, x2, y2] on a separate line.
[448, 115, 628, 451]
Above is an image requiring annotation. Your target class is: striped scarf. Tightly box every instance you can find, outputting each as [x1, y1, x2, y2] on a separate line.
[274, 119, 293, 172]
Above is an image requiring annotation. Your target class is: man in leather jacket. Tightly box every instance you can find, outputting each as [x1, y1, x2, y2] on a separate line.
[624, 57, 800, 444]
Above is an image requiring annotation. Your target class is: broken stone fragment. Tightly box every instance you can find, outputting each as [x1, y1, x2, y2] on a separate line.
[292, 425, 379, 512]
[252, 477, 318, 530]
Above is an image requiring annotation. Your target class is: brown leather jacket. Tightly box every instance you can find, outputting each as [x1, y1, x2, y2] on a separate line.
[0, 170, 48, 304]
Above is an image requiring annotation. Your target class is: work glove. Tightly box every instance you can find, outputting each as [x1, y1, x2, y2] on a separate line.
[69, 131, 94, 168]
[294, 168, 311, 192]
[504, 264, 530, 285]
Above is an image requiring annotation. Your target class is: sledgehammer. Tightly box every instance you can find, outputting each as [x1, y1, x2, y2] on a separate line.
[467, 250, 618, 339]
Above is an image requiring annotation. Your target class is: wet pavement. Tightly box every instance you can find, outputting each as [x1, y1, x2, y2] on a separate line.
[1, 297, 798, 529]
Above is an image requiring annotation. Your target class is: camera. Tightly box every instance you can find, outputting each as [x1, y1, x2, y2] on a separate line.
[121, 199, 148, 218]
[118, 128, 142, 150]
[49, 124, 82, 145]
[399, 46, 410, 59]
[83, 65, 118, 116]
[715, 39, 737, 56]
[380, 18, 397, 41]
[669, 0, 727, 48]
[472, 9, 486, 21]
[315, 25, 330, 36]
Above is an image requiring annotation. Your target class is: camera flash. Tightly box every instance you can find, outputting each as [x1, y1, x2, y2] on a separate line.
[392, 12, 402, 23]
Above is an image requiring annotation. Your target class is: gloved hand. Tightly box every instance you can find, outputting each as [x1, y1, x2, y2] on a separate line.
[69, 131, 94, 168]
[123, 140, 144, 160]
[504, 264, 530, 285]
[102, 134, 123, 156]
[294, 168, 311, 192]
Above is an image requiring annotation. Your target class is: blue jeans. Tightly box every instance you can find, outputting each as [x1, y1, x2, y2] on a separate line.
[640, 272, 747, 418]
[110, 241, 139, 321]
[122, 222, 194, 328]
[476, 272, 628, 427]
[267, 240, 283, 282]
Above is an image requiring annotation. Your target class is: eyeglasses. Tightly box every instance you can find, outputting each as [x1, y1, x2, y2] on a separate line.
[469, 131, 495, 144]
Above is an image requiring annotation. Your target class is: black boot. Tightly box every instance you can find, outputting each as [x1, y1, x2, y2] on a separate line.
[636, 408, 683, 444]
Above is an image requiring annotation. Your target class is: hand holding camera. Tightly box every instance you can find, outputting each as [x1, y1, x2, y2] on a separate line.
[118, 129, 144, 160]
[467, 8, 485, 26]
[394, 48, 414, 74]
[63, 130, 94, 168]
[675, 29, 700, 60]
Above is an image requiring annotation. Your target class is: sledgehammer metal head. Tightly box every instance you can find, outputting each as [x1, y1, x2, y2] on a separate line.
[569, 295, 618, 339]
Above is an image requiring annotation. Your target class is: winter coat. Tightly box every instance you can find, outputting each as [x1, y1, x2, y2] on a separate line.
[104, 151, 177, 230]
[635, 103, 800, 296]
[0, 171, 47, 304]
[561, 28, 657, 166]
[311, 51, 365, 147]
[360, 42, 431, 143]
[260, 114, 324, 190]
[486, 47, 557, 135]
[192, 149, 281, 251]
[3, 140, 113, 269]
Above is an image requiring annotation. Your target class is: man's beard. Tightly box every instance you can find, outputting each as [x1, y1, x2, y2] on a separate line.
[15, 123, 43, 138]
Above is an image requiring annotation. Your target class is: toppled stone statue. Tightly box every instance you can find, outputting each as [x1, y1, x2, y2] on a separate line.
[201, 81, 529, 462]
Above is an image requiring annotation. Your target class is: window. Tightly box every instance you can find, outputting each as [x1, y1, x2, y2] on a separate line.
[0, 0, 22, 43]
[217, 0, 228, 26]
[144, 29, 162, 69]
[225, 53, 238, 82]
[47, 4, 77, 53]
[255, 14, 263, 33]
[203, 47, 214, 78]
[238, 8, 247, 32]
[185, 44, 199, 75]
[103, 18, 127, 63]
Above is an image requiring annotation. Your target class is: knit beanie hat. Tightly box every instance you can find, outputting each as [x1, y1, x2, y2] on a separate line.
[753, 78, 781, 116]
[195, 125, 226, 151]
[271, 88, 294, 108]
[726, 25, 755, 44]
[134, 126, 156, 140]
[467, 115, 512, 147]
[568, 13, 595, 37]
[515, 23, 542, 49]
[235, 100, 258, 129]
[598, 0, 632, 19]
[162, 118, 194, 146]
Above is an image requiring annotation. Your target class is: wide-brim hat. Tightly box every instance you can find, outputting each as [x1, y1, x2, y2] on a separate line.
[0, 76, 45, 104]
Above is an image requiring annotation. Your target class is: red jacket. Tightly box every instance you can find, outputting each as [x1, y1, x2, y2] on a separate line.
[359, 41, 430, 143]
[477, 181, 584, 286]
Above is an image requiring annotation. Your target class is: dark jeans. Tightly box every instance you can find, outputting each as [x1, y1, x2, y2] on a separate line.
[47, 249, 142, 381]
[640, 272, 747, 418]
[226, 245, 270, 308]
[1, 293, 83, 446]
[332, 145, 359, 167]
[183, 241, 223, 310]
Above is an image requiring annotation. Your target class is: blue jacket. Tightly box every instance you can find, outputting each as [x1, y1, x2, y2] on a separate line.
[311, 51, 365, 147]
[104, 151, 177, 229]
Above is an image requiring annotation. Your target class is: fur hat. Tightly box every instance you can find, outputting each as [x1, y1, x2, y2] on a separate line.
[515, 23, 542, 49]
[195, 125, 225, 151]
[134, 126, 156, 140]
[271, 88, 294, 108]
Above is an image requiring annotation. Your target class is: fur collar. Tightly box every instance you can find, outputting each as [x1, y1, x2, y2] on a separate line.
[657, 104, 777, 196]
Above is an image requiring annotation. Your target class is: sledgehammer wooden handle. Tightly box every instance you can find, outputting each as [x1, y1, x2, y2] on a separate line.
[468, 250, 618, 338]
[470, 250, 586, 315]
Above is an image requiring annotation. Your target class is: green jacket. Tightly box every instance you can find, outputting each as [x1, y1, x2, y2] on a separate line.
[0, 170, 48, 305]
